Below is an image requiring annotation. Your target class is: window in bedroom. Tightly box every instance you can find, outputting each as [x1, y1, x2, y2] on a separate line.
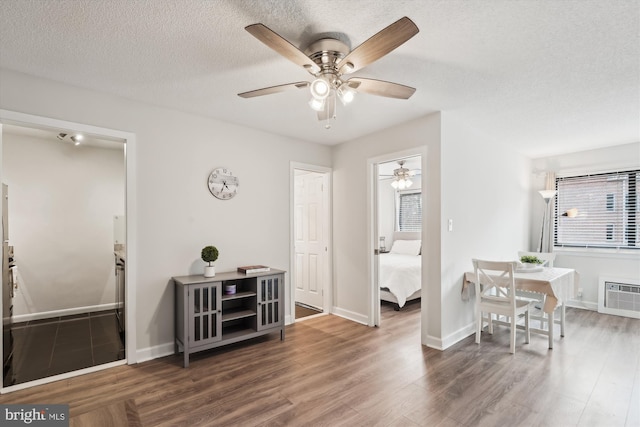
[606, 193, 615, 211]
[555, 169, 639, 249]
[397, 191, 421, 231]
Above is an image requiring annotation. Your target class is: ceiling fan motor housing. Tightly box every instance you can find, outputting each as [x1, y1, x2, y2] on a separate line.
[305, 38, 350, 87]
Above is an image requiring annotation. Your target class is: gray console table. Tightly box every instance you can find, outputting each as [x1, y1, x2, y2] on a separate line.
[173, 269, 285, 367]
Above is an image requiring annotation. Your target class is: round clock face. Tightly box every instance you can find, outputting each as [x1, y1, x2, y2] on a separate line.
[208, 167, 239, 200]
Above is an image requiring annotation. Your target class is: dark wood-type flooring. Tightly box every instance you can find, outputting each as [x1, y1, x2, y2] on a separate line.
[1, 302, 638, 426]
[294, 302, 323, 319]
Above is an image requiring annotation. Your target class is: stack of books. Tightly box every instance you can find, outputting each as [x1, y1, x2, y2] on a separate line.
[237, 265, 270, 274]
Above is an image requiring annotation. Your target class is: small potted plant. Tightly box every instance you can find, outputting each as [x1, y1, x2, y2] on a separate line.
[520, 255, 543, 268]
[201, 245, 219, 277]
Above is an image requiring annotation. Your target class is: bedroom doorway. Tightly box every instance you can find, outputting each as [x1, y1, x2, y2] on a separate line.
[290, 163, 331, 322]
[369, 150, 424, 327]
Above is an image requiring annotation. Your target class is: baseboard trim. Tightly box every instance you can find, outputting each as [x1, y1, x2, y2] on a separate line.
[136, 342, 175, 364]
[13, 303, 118, 323]
[566, 300, 597, 311]
[440, 323, 476, 350]
[331, 307, 369, 325]
[424, 335, 444, 350]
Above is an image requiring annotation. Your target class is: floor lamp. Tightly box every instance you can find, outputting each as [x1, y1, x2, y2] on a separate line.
[538, 190, 557, 252]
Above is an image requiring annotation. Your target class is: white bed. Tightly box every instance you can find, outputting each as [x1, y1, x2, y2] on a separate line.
[379, 232, 422, 310]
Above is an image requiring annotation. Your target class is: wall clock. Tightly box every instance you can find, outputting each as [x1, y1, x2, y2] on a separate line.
[208, 167, 239, 200]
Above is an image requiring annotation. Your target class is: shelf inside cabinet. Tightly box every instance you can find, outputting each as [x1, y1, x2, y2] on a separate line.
[222, 308, 256, 322]
[221, 291, 256, 301]
[222, 326, 255, 341]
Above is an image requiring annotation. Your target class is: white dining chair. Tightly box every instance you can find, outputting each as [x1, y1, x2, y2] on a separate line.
[516, 251, 565, 336]
[473, 259, 531, 354]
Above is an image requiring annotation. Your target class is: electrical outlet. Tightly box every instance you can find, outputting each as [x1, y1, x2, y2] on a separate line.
[577, 288, 583, 298]
[448, 219, 453, 232]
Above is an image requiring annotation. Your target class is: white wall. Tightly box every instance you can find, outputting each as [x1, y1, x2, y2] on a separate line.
[332, 113, 441, 328]
[3, 132, 124, 318]
[437, 113, 531, 348]
[0, 69, 332, 356]
[332, 112, 530, 349]
[377, 176, 396, 249]
[531, 142, 640, 309]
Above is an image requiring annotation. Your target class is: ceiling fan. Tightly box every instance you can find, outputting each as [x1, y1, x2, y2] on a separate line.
[238, 16, 419, 126]
[380, 160, 418, 190]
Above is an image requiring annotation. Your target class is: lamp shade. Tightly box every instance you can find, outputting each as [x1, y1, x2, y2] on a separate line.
[538, 190, 557, 200]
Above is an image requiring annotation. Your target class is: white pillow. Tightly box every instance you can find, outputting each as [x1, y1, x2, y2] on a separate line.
[390, 240, 421, 256]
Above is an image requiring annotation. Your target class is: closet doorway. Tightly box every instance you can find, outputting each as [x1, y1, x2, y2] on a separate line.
[290, 163, 331, 322]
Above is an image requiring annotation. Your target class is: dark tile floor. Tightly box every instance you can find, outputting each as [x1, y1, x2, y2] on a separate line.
[7, 310, 124, 385]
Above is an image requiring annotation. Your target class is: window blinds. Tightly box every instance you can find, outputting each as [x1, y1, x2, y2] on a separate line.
[555, 170, 639, 249]
[398, 192, 422, 231]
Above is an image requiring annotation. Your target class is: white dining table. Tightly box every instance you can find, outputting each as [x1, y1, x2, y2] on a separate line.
[462, 267, 579, 349]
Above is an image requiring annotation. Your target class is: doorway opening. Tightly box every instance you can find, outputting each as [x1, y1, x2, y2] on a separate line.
[369, 150, 424, 327]
[0, 110, 137, 393]
[290, 163, 331, 322]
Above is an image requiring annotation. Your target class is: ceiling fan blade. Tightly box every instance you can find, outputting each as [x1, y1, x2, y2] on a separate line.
[338, 16, 419, 74]
[347, 78, 416, 99]
[245, 24, 321, 74]
[238, 82, 309, 98]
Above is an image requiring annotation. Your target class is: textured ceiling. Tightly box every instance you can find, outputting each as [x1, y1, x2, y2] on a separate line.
[0, 0, 638, 158]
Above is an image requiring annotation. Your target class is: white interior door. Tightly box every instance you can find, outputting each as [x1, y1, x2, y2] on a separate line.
[294, 171, 325, 309]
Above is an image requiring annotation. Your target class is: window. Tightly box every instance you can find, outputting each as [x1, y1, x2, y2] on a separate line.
[397, 191, 421, 231]
[555, 169, 639, 249]
[606, 193, 615, 211]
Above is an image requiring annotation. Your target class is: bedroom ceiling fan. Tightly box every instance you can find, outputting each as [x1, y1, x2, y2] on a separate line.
[381, 160, 418, 189]
[238, 16, 419, 128]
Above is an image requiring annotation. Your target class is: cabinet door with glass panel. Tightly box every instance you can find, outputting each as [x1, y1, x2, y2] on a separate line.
[257, 274, 283, 331]
[188, 282, 222, 347]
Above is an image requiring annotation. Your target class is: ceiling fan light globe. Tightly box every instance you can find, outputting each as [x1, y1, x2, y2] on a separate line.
[391, 181, 399, 189]
[309, 97, 325, 112]
[310, 78, 330, 100]
[337, 85, 355, 105]
[405, 178, 413, 188]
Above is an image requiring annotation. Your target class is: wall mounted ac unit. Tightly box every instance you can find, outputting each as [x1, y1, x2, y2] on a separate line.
[598, 277, 640, 319]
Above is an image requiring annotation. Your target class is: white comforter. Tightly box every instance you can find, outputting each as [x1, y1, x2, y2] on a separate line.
[379, 253, 422, 307]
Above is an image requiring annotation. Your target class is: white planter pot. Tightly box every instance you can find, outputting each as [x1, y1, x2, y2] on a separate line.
[204, 266, 216, 277]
